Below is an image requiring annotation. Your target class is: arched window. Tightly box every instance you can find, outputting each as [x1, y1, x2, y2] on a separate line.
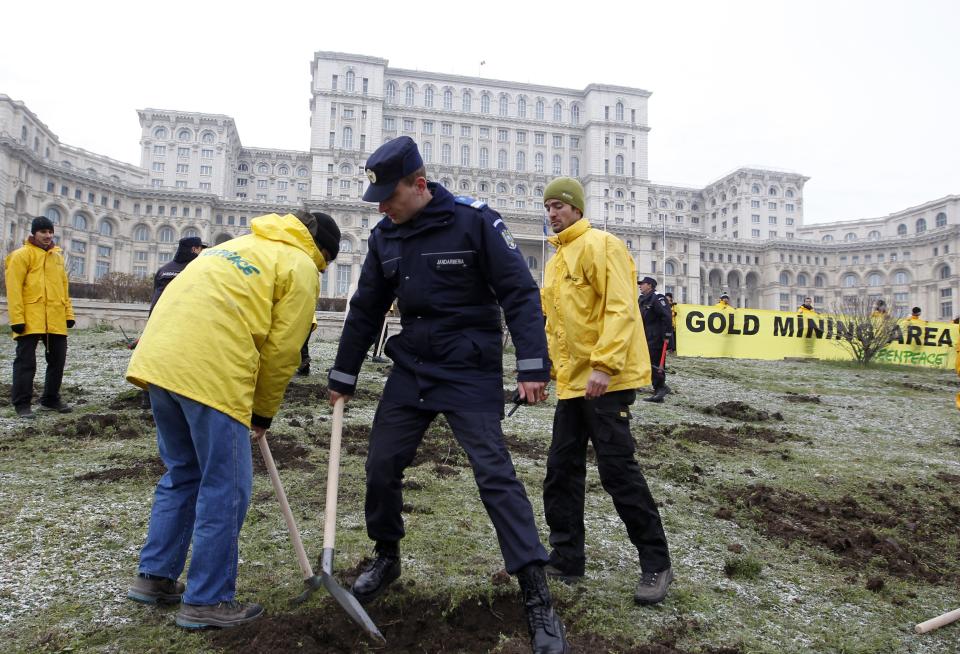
[535, 100, 544, 120]
[462, 91, 472, 112]
[158, 226, 175, 243]
[570, 156, 579, 177]
[675, 201, 685, 210]
[797, 273, 808, 287]
[423, 142, 433, 162]
[516, 150, 525, 171]
[459, 180, 470, 191]
[297, 167, 308, 177]
[893, 270, 910, 285]
[814, 274, 826, 288]
[665, 261, 676, 275]
[553, 102, 562, 122]
[177, 129, 192, 142]
[45, 206, 62, 224]
[844, 232, 857, 242]
[441, 143, 451, 164]
[339, 163, 352, 174]
[238, 162, 249, 172]
[516, 185, 526, 196]
[345, 70, 355, 92]
[386, 81, 397, 102]
[461, 145, 471, 167]
[534, 185, 544, 197]
[615, 102, 624, 121]
[751, 184, 760, 194]
[571, 104, 580, 124]
[499, 95, 508, 116]
[277, 165, 288, 176]
[897, 224, 907, 235]
[615, 189, 625, 199]
[822, 234, 834, 242]
[424, 87, 434, 108]
[481, 94, 490, 114]
[535, 153, 544, 173]
[496, 182, 508, 194]
[99, 220, 113, 236]
[73, 213, 88, 230]
[692, 203, 699, 211]
[479, 147, 488, 168]
[936, 212, 947, 227]
[201, 131, 215, 144]
[916, 218, 927, 233]
[940, 265, 951, 279]
[517, 97, 527, 117]
[134, 225, 150, 241]
[868, 230, 880, 240]
[867, 273, 883, 287]
[768, 186, 778, 196]
[153, 126, 168, 139]
[779, 272, 791, 286]
[339, 239, 353, 253]
[659, 199, 668, 208]
[343, 127, 353, 149]
[404, 84, 414, 106]
[182, 227, 200, 239]
[786, 189, 795, 198]
[498, 149, 507, 170]
[257, 163, 269, 174]
[615, 155, 624, 175]
[443, 89, 453, 110]
[843, 273, 858, 288]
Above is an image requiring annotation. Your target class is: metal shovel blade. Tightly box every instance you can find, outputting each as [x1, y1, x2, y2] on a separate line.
[320, 548, 385, 642]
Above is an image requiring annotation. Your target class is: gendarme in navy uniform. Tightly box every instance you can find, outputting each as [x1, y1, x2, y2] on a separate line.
[327, 136, 569, 653]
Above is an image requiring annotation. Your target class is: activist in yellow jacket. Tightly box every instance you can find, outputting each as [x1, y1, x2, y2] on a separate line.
[542, 218, 651, 399]
[127, 213, 325, 427]
[4, 239, 75, 338]
[714, 298, 734, 311]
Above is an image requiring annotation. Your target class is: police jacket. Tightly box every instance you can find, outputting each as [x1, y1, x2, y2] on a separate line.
[638, 290, 673, 349]
[328, 183, 550, 412]
[4, 238, 74, 338]
[128, 214, 324, 428]
[148, 247, 199, 313]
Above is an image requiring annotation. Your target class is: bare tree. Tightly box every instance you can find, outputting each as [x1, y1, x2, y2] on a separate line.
[827, 296, 904, 365]
[95, 273, 153, 303]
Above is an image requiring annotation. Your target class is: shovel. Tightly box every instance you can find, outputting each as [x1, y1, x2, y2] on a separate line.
[255, 414, 383, 642]
[320, 397, 385, 641]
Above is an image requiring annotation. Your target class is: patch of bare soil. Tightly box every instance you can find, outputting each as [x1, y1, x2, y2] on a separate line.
[44, 413, 152, 440]
[781, 392, 821, 403]
[207, 587, 742, 654]
[638, 423, 809, 450]
[0, 383, 89, 408]
[283, 381, 379, 406]
[74, 457, 165, 483]
[502, 432, 547, 459]
[254, 433, 315, 473]
[716, 481, 960, 582]
[701, 401, 783, 422]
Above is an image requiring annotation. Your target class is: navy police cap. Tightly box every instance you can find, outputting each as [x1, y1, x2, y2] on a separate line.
[362, 136, 424, 202]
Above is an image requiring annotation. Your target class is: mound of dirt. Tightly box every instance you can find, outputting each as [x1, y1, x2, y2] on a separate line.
[781, 393, 821, 404]
[702, 401, 783, 422]
[283, 382, 379, 406]
[639, 423, 808, 450]
[74, 458, 165, 483]
[0, 383, 88, 408]
[207, 587, 742, 654]
[49, 413, 151, 440]
[716, 482, 960, 582]
[109, 390, 147, 411]
[253, 433, 315, 473]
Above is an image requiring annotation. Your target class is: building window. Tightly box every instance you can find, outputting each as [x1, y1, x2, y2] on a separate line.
[343, 127, 353, 149]
[535, 100, 544, 120]
[553, 102, 562, 121]
[615, 155, 624, 175]
[480, 94, 490, 114]
[499, 95, 508, 116]
[479, 147, 489, 168]
[443, 89, 452, 110]
[571, 104, 580, 124]
[462, 145, 471, 167]
[916, 218, 927, 233]
[462, 91, 472, 112]
[517, 97, 526, 117]
[441, 143, 451, 164]
[936, 212, 947, 227]
[552, 155, 561, 175]
[570, 156, 579, 177]
[424, 87, 434, 107]
[423, 142, 433, 162]
[497, 150, 507, 170]
[336, 265, 352, 295]
[535, 152, 544, 173]
[615, 102, 624, 121]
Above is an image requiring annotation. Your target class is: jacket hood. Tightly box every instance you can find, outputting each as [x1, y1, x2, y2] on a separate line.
[251, 213, 328, 271]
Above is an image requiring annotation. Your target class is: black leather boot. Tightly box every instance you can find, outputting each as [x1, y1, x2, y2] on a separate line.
[516, 564, 571, 654]
[643, 385, 670, 403]
[351, 542, 400, 605]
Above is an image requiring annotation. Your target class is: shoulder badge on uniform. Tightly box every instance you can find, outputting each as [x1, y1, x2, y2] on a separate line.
[501, 228, 517, 249]
[454, 195, 487, 209]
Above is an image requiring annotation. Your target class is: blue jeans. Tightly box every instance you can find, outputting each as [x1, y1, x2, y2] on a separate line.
[138, 386, 252, 605]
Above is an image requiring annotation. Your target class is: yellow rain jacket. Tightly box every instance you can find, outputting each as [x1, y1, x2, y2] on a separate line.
[4, 239, 75, 338]
[542, 218, 651, 400]
[127, 214, 325, 427]
[797, 305, 817, 316]
[714, 299, 734, 311]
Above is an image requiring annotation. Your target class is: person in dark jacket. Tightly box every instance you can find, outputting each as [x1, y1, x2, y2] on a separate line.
[149, 237, 207, 313]
[638, 277, 673, 403]
[327, 136, 569, 654]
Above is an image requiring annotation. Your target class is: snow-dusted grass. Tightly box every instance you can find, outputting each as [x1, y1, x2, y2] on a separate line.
[1, 328, 959, 653]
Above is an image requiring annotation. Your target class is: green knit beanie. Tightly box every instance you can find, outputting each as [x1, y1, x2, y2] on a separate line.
[543, 177, 585, 214]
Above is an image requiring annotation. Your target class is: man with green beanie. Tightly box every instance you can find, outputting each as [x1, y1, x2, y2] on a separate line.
[540, 177, 673, 605]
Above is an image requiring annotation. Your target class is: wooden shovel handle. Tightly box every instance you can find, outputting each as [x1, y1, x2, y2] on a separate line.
[916, 607, 960, 634]
[257, 434, 314, 580]
[323, 397, 346, 550]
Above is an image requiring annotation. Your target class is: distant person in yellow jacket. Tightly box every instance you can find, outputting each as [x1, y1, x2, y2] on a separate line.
[714, 292, 734, 310]
[797, 297, 816, 315]
[125, 210, 339, 630]
[871, 299, 888, 318]
[908, 306, 923, 322]
[5, 216, 76, 419]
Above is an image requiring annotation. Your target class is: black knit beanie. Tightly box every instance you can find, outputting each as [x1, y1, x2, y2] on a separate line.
[295, 211, 340, 261]
[31, 216, 55, 234]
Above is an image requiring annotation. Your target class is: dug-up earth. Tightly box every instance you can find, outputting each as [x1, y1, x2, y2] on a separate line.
[1, 329, 959, 654]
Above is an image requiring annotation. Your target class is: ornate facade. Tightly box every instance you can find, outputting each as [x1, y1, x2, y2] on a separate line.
[1, 51, 957, 318]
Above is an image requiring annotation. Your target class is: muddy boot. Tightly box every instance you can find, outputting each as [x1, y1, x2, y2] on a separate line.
[643, 386, 668, 403]
[351, 542, 400, 605]
[516, 564, 570, 654]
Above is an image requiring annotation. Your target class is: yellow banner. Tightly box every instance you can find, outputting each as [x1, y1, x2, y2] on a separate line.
[675, 305, 958, 370]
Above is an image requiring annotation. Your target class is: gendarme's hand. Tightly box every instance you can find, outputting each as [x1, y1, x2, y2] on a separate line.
[517, 380, 548, 405]
[328, 389, 352, 407]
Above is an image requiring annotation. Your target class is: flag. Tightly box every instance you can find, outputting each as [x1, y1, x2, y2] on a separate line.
[543, 215, 549, 236]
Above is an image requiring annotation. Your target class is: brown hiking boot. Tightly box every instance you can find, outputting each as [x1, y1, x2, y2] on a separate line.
[175, 600, 264, 629]
[127, 574, 185, 605]
[634, 567, 674, 605]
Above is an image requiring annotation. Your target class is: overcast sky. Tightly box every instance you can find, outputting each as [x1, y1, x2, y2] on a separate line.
[3, 0, 957, 224]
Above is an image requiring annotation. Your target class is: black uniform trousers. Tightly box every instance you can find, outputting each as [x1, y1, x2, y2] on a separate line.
[543, 390, 670, 575]
[299, 334, 310, 366]
[648, 343, 666, 390]
[12, 333, 67, 409]
[364, 400, 548, 574]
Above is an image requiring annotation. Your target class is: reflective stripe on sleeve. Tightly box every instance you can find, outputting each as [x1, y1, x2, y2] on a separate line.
[329, 370, 357, 385]
[517, 358, 544, 371]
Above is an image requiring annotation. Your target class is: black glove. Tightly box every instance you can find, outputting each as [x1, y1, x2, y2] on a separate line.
[66, 320, 75, 328]
[10, 324, 25, 334]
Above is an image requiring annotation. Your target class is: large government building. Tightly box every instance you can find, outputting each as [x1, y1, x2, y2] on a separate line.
[2, 51, 957, 319]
